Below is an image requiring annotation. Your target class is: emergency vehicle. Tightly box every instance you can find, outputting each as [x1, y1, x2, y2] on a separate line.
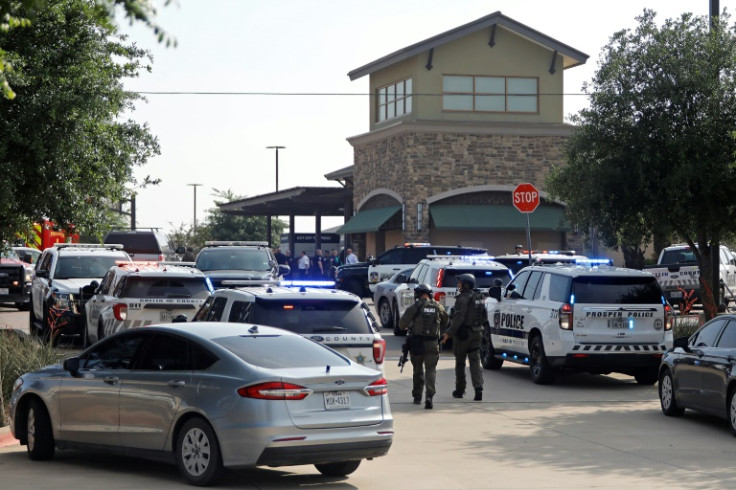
[16, 220, 79, 251]
[83, 262, 212, 346]
[483, 264, 674, 385]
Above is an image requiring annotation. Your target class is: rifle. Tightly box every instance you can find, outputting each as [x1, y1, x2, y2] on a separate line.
[398, 336, 410, 372]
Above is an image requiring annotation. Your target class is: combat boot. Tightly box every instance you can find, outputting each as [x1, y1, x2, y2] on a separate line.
[474, 388, 483, 401]
[452, 390, 464, 398]
[425, 396, 433, 409]
[413, 396, 421, 405]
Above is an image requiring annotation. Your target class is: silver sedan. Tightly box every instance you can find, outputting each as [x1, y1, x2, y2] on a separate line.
[372, 268, 413, 330]
[9, 323, 393, 486]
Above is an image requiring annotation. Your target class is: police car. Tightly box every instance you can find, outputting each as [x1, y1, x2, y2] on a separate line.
[482, 264, 674, 385]
[83, 262, 212, 346]
[393, 255, 512, 335]
[491, 250, 597, 275]
[192, 285, 386, 372]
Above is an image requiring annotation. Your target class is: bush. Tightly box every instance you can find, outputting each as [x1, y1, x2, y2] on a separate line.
[673, 314, 702, 340]
[0, 331, 68, 426]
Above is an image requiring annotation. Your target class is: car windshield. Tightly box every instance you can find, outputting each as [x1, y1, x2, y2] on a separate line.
[119, 277, 211, 299]
[571, 276, 663, 304]
[250, 298, 372, 334]
[659, 249, 697, 264]
[55, 256, 124, 279]
[214, 334, 351, 368]
[441, 268, 512, 288]
[196, 249, 271, 272]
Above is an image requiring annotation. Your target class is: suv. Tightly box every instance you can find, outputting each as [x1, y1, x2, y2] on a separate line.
[30, 243, 131, 344]
[0, 247, 33, 311]
[392, 255, 512, 335]
[492, 251, 594, 275]
[336, 243, 487, 297]
[194, 241, 289, 289]
[192, 286, 386, 371]
[103, 229, 183, 262]
[484, 264, 674, 385]
[83, 262, 213, 346]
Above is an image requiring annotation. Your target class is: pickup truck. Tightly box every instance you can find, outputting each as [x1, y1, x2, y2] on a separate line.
[644, 244, 736, 308]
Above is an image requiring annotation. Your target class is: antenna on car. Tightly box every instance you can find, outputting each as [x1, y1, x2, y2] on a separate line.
[248, 326, 258, 334]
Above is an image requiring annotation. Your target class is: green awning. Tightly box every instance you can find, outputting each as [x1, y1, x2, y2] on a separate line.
[337, 206, 401, 234]
[430, 205, 569, 231]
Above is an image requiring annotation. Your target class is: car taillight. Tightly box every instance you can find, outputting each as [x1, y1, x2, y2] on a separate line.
[364, 377, 388, 396]
[436, 269, 444, 288]
[373, 339, 386, 364]
[664, 303, 674, 331]
[434, 292, 446, 304]
[237, 382, 311, 400]
[158, 254, 165, 261]
[559, 303, 573, 330]
[113, 303, 128, 321]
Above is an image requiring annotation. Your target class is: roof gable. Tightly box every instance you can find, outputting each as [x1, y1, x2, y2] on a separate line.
[348, 11, 588, 81]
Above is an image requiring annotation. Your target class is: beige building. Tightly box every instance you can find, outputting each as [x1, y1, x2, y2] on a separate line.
[338, 11, 589, 258]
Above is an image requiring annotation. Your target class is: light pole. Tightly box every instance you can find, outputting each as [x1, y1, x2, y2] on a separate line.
[187, 183, 202, 232]
[266, 146, 285, 192]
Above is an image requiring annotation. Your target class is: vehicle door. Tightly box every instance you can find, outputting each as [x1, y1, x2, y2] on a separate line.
[397, 262, 428, 315]
[57, 331, 148, 446]
[368, 249, 402, 289]
[700, 319, 736, 417]
[85, 269, 116, 339]
[32, 251, 53, 317]
[192, 295, 228, 322]
[720, 247, 736, 299]
[493, 270, 533, 355]
[119, 332, 197, 449]
[674, 319, 727, 410]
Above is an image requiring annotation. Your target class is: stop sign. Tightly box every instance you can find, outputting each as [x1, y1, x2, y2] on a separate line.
[512, 183, 540, 213]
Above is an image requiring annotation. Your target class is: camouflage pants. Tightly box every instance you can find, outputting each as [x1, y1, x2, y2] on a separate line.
[410, 340, 440, 398]
[453, 330, 484, 394]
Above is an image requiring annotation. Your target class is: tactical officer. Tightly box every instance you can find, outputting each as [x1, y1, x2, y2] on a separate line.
[441, 273, 485, 401]
[399, 283, 448, 409]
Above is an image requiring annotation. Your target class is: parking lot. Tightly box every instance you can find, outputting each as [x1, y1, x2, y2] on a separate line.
[3, 304, 736, 488]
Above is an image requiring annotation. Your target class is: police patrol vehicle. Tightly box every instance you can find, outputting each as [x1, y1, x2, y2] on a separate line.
[83, 262, 212, 346]
[393, 255, 511, 335]
[482, 263, 674, 385]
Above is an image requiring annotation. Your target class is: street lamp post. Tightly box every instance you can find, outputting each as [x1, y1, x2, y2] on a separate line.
[187, 183, 202, 232]
[266, 146, 285, 192]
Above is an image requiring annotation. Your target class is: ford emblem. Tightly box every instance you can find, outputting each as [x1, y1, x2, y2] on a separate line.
[335, 380, 345, 385]
[310, 335, 324, 342]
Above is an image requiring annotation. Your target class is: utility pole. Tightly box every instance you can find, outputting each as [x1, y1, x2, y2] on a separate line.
[187, 184, 202, 232]
[265, 146, 285, 248]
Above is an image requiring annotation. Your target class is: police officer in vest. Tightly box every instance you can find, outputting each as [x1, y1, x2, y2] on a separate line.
[399, 283, 449, 409]
[441, 273, 485, 401]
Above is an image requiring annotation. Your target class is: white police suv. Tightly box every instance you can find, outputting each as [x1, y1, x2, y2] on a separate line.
[482, 264, 674, 385]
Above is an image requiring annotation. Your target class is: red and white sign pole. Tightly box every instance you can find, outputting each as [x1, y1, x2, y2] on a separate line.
[512, 183, 540, 266]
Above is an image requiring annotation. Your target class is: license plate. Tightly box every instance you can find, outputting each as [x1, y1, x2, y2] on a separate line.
[0, 288, 7, 295]
[670, 291, 683, 299]
[608, 318, 627, 329]
[160, 311, 174, 322]
[324, 391, 350, 410]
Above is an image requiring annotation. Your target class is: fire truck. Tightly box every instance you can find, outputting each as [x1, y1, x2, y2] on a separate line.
[16, 220, 79, 251]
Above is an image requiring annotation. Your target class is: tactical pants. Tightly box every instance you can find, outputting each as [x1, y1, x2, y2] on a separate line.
[410, 340, 440, 398]
[453, 330, 484, 394]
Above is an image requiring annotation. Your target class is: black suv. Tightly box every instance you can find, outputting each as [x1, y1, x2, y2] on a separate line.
[336, 244, 487, 298]
[194, 241, 290, 289]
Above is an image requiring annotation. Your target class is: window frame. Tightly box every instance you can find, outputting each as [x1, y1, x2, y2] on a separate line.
[442, 74, 539, 114]
[376, 77, 413, 123]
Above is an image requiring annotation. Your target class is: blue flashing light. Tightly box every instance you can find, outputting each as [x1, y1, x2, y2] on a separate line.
[513, 355, 518, 360]
[280, 280, 336, 288]
[661, 295, 666, 305]
[570, 294, 575, 305]
[502, 353, 508, 358]
[629, 318, 634, 330]
[576, 258, 614, 266]
[524, 357, 529, 363]
[205, 277, 214, 293]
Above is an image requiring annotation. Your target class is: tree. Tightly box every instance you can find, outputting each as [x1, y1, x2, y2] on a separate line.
[0, 0, 160, 243]
[547, 10, 736, 319]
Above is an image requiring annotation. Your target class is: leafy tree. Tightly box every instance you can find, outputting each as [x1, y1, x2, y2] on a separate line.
[547, 10, 736, 319]
[0, 0, 160, 244]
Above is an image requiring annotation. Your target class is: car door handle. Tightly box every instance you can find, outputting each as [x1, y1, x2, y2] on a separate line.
[168, 380, 186, 388]
[103, 376, 120, 385]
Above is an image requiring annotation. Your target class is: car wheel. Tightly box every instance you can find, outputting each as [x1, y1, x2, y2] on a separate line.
[377, 298, 394, 329]
[176, 418, 222, 486]
[315, 460, 361, 476]
[98, 320, 106, 343]
[729, 388, 736, 436]
[29, 303, 38, 337]
[82, 323, 90, 348]
[480, 323, 503, 370]
[16, 302, 30, 311]
[529, 336, 555, 385]
[659, 369, 684, 416]
[26, 399, 55, 461]
[634, 369, 658, 385]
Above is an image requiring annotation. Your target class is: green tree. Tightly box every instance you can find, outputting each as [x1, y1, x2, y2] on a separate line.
[547, 10, 736, 319]
[204, 189, 286, 245]
[0, 0, 160, 243]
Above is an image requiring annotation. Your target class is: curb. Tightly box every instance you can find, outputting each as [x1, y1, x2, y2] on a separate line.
[0, 425, 19, 448]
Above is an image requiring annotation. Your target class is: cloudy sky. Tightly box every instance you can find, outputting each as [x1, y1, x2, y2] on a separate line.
[119, 0, 731, 235]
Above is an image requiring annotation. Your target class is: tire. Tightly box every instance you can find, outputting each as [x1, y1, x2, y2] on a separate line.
[729, 388, 736, 437]
[82, 322, 90, 349]
[634, 370, 658, 385]
[659, 369, 684, 417]
[315, 460, 361, 476]
[16, 302, 30, 311]
[176, 418, 222, 486]
[529, 336, 555, 385]
[480, 323, 503, 370]
[29, 302, 38, 337]
[26, 398, 55, 461]
[377, 298, 394, 329]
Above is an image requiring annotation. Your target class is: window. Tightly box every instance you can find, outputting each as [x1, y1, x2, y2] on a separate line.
[119, 277, 211, 299]
[507, 271, 531, 299]
[377, 78, 412, 122]
[81, 331, 146, 370]
[137, 333, 191, 371]
[548, 274, 572, 302]
[716, 321, 736, 348]
[193, 296, 228, 322]
[571, 276, 663, 305]
[250, 298, 373, 334]
[442, 75, 538, 113]
[691, 318, 728, 348]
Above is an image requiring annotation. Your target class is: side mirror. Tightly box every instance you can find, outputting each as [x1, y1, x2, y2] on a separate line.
[370, 258, 377, 266]
[36, 269, 48, 279]
[396, 274, 407, 283]
[172, 314, 188, 323]
[279, 264, 291, 276]
[63, 357, 80, 375]
[81, 281, 99, 296]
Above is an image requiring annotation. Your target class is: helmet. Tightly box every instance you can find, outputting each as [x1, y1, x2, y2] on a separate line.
[457, 273, 476, 290]
[414, 283, 432, 297]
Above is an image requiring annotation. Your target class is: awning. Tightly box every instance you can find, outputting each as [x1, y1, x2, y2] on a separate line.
[430, 205, 569, 231]
[337, 206, 401, 234]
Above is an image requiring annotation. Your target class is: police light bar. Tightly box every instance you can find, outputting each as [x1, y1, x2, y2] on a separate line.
[54, 243, 125, 250]
[402, 242, 431, 247]
[575, 258, 614, 266]
[220, 279, 279, 286]
[204, 241, 269, 247]
[279, 280, 336, 288]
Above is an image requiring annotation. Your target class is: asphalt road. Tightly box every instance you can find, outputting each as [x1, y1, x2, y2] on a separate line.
[4, 302, 736, 488]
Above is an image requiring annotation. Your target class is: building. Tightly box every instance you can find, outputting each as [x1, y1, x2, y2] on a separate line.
[339, 11, 588, 258]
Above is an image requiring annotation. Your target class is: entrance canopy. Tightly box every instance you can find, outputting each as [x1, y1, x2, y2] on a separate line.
[219, 187, 351, 216]
[337, 206, 401, 234]
[430, 204, 568, 230]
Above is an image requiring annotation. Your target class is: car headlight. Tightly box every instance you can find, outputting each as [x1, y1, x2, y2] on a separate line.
[51, 291, 74, 309]
[24, 267, 34, 283]
[12, 377, 23, 393]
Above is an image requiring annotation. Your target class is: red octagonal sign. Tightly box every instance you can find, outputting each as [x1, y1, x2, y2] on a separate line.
[512, 183, 540, 213]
